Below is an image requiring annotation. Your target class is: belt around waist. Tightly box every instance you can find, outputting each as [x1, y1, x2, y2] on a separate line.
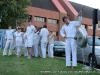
[7, 39, 13, 40]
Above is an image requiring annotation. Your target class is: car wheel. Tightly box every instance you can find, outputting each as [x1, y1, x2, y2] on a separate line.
[89, 55, 97, 67]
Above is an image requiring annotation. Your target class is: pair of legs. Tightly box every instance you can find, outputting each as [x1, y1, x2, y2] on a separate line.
[48, 44, 54, 58]
[27, 47, 32, 58]
[65, 38, 77, 68]
[16, 46, 22, 57]
[3, 40, 13, 56]
[41, 41, 47, 58]
[33, 41, 39, 57]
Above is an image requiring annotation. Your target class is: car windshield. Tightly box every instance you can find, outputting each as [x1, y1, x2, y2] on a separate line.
[87, 37, 100, 46]
[54, 41, 65, 46]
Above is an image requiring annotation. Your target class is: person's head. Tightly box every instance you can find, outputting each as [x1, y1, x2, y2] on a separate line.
[43, 24, 47, 28]
[62, 16, 70, 24]
[8, 25, 12, 29]
[28, 21, 32, 26]
[49, 31, 53, 35]
[17, 28, 21, 32]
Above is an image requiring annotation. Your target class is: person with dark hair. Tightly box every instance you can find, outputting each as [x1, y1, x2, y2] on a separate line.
[40, 25, 49, 58]
[14, 28, 23, 57]
[3, 25, 14, 56]
[14, 26, 20, 55]
[32, 27, 41, 57]
[26, 21, 35, 59]
[60, 13, 82, 69]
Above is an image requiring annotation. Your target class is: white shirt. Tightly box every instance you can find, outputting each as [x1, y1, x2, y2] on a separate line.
[23, 33, 26, 42]
[5, 29, 14, 40]
[49, 35, 54, 44]
[15, 32, 23, 42]
[60, 16, 82, 38]
[40, 28, 49, 42]
[26, 25, 35, 39]
[33, 31, 40, 43]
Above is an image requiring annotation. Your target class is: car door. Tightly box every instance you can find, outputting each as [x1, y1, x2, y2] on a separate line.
[77, 45, 83, 61]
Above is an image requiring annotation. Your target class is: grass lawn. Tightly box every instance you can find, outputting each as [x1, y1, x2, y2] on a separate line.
[0, 50, 100, 75]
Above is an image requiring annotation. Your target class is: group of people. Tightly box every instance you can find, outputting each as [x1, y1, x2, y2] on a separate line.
[2, 22, 54, 59]
[2, 11, 82, 69]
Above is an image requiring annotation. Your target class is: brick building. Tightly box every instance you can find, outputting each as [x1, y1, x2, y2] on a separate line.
[21, 0, 100, 41]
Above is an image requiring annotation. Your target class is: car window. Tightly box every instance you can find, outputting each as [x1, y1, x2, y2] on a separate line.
[87, 37, 100, 46]
[54, 41, 65, 46]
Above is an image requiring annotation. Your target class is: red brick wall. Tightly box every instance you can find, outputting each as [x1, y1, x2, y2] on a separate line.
[22, 6, 60, 40]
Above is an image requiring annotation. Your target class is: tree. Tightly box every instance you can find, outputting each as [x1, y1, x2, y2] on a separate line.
[0, 0, 31, 29]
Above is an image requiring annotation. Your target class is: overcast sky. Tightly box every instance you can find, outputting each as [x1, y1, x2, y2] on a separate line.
[68, 0, 100, 9]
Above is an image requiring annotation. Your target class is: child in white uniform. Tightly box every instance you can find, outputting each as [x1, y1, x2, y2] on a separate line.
[48, 31, 54, 58]
[14, 28, 23, 57]
[23, 32, 28, 56]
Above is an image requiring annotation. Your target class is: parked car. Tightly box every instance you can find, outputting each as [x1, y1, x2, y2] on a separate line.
[77, 37, 100, 67]
[53, 41, 65, 56]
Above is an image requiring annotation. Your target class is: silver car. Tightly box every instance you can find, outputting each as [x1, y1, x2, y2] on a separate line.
[77, 37, 100, 67]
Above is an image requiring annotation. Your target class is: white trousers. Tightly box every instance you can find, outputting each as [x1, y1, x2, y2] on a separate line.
[41, 41, 47, 58]
[33, 41, 39, 57]
[65, 38, 77, 66]
[16, 46, 22, 55]
[3, 40, 13, 55]
[48, 44, 54, 58]
[23, 44, 28, 56]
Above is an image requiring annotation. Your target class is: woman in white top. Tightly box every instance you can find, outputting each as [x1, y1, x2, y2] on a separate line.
[48, 31, 54, 58]
[14, 28, 23, 57]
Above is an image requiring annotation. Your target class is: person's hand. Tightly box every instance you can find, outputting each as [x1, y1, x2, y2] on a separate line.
[78, 11, 82, 17]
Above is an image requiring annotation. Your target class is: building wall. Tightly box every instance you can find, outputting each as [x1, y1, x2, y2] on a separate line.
[21, 1, 100, 41]
[21, 6, 60, 40]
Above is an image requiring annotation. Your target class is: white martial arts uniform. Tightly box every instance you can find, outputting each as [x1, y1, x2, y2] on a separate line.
[32, 32, 40, 57]
[3, 29, 14, 56]
[40, 28, 49, 58]
[14, 31, 18, 55]
[48, 35, 54, 58]
[60, 16, 82, 66]
[23, 33, 28, 56]
[26, 25, 35, 47]
[14, 32, 23, 56]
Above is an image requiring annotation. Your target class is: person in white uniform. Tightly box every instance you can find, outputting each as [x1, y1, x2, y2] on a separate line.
[32, 27, 40, 57]
[60, 13, 82, 69]
[40, 25, 49, 58]
[14, 28, 23, 57]
[3, 25, 14, 56]
[23, 31, 28, 57]
[14, 27, 20, 55]
[48, 31, 54, 58]
[26, 21, 35, 59]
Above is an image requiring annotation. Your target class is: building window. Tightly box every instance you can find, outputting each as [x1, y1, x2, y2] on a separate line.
[28, 15, 32, 22]
[48, 19, 59, 24]
[34, 16, 46, 22]
[97, 26, 100, 30]
[52, 32, 58, 36]
[88, 25, 92, 29]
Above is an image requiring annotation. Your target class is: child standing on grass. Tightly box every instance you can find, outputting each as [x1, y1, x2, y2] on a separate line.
[48, 31, 54, 58]
[23, 31, 28, 57]
[14, 28, 23, 57]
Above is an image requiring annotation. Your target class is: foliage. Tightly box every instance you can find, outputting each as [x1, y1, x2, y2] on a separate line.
[0, 0, 31, 28]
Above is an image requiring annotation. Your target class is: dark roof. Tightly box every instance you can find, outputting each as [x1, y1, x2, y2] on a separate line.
[69, 1, 100, 20]
[31, 0, 58, 11]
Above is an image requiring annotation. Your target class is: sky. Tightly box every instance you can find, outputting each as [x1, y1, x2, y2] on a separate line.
[68, 0, 100, 9]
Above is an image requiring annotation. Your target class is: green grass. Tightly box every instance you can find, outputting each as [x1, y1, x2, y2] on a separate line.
[0, 50, 100, 75]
